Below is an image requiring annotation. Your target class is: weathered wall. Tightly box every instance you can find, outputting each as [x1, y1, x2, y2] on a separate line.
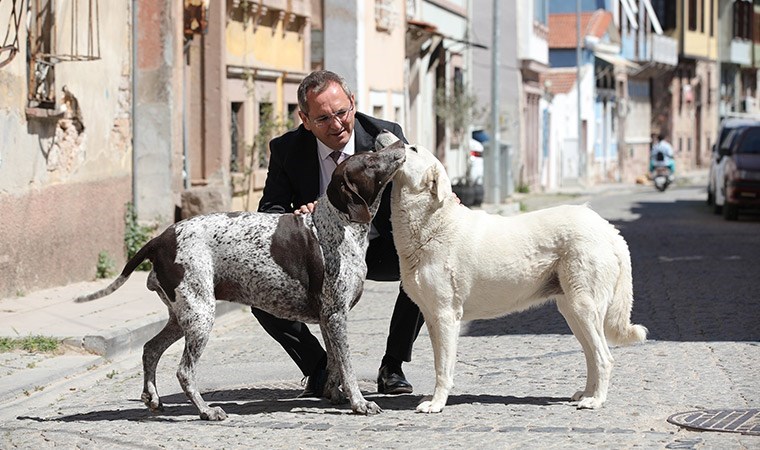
[0, 1, 133, 297]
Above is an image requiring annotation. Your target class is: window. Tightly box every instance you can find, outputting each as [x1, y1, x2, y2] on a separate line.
[230, 103, 244, 173]
[534, 0, 548, 25]
[26, 0, 101, 110]
[734, 0, 753, 40]
[700, 0, 705, 33]
[258, 102, 274, 168]
[688, 0, 698, 31]
[652, 0, 677, 31]
[28, 0, 56, 108]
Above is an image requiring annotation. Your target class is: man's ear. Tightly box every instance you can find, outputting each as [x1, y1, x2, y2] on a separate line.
[299, 110, 311, 131]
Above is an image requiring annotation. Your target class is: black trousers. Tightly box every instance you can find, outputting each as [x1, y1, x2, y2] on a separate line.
[251, 235, 425, 376]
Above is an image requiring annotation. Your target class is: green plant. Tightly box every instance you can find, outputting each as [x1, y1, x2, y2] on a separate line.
[0, 336, 60, 353]
[435, 82, 483, 185]
[238, 87, 294, 210]
[106, 370, 118, 379]
[96, 251, 116, 279]
[124, 202, 156, 271]
[0, 337, 13, 353]
[516, 184, 530, 194]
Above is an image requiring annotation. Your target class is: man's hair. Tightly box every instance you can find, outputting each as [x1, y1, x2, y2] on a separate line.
[297, 70, 353, 116]
[658, 133, 666, 141]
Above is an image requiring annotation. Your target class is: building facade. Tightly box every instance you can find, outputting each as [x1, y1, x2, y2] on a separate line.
[0, 0, 135, 297]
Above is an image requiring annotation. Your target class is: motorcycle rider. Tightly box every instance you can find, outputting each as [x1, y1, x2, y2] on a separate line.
[650, 133, 675, 179]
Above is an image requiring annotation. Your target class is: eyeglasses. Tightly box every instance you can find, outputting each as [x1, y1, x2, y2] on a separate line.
[310, 104, 354, 128]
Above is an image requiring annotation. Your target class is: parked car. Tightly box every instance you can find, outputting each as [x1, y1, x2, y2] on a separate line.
[452, 137, 485, 207]
[467, 137, 484, 185]
[708, 117, 760, 207]
[712, 125, 760, 220]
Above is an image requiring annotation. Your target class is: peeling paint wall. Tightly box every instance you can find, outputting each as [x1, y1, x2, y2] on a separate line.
[0, 1, 133, 297]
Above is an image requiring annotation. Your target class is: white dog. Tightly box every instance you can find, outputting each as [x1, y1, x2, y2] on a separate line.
[378, 134, 647, 413]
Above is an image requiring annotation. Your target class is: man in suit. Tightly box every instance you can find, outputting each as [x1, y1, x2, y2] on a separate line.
[253, 70, 425, 397]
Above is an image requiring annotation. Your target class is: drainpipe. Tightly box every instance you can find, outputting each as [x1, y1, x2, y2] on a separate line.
[183, 39, 190, 190]
[131, 0, 138, 210]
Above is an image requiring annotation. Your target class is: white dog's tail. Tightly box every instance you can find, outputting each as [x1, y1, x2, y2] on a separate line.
[605, 235, 648, 346]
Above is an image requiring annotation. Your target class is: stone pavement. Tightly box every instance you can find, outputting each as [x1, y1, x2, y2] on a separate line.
[3, 169, 756, 448]
[0, 279, 756, 448]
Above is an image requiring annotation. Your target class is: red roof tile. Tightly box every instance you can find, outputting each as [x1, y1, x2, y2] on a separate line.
[540, 69, 578, 95]
[549, 10, 613, 49]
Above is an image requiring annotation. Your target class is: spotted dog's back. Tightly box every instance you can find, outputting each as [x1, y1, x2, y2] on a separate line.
[73, 142, 407, 420]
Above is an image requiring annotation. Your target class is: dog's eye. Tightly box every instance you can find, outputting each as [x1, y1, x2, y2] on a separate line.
[409, 146, 418, 153]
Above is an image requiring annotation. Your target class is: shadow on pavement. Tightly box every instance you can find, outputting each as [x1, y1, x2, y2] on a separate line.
[16, 389, 569, 422]
[465, 196, 760, 343]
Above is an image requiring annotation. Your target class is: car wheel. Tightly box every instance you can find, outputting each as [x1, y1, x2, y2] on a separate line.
[723, 202, 739, 221]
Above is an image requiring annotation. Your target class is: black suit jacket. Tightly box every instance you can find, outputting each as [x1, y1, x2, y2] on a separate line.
[258, 112, 406, 243]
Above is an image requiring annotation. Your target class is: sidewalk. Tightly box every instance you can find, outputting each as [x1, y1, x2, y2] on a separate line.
[0, 170, 708, 405]
[0, 272, 246, 404]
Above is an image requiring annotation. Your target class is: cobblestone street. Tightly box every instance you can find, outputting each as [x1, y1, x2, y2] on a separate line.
[1, 186, 758, 448]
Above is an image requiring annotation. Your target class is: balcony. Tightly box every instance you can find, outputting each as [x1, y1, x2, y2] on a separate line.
[729, 39, 752, 66]
[648, 34, 677, 67]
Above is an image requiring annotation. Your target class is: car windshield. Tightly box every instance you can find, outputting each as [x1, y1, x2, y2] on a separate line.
[737, 127, 760, 154]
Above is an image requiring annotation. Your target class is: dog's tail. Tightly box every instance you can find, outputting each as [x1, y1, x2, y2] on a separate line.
[604, 234, 648, 346]
[74, 237, 156, 303]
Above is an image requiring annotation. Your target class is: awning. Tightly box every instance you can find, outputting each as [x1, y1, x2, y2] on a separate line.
[619, 0, 639, 30]
[640, 0, 664, 35]
[407, 19, 488, 50]
[594, 51, 640, 70]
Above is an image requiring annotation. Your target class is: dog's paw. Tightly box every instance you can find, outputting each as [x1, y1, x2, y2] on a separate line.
[325, 385, 347, 405]
[416, 399, 444, 413]
[570, 390, 587, 402]
[141, 392, 164, 412]
[353, 400, 382, 415]
[200, 406, 228, 421]
[576, 397, 604, 410]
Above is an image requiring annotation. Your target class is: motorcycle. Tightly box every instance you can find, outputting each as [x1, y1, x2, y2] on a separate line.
[652, 164, 673, 192]
[650, 150, 675, 192]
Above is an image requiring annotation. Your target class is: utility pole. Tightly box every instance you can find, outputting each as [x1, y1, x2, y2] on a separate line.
[486, 0, 501, 204]
[576, 0, 585, 182]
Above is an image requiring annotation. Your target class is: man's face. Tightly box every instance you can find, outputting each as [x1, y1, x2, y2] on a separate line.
[299, 82, 356, 151]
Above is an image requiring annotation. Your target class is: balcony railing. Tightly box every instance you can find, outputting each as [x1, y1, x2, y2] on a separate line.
[729, 39, 752, 66]
[648, 34, 677, 67]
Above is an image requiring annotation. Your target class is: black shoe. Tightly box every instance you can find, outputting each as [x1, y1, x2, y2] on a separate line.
[377, 365, 413, 394]
[298, 369, 327, 398]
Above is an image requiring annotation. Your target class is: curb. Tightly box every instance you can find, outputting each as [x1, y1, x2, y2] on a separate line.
[64, 301, 248, 359]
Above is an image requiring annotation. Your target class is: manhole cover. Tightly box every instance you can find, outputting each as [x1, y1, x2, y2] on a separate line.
[668, 408, 760, 435]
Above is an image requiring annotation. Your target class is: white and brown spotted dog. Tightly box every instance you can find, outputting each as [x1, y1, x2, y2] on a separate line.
[75, 145, 406, 420]
[376, 132, 647, 414]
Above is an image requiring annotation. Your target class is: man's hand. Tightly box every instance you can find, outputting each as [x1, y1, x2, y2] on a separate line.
[294, 201, 318, 215]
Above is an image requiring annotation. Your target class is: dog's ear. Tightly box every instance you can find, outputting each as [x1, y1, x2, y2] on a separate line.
[326, 159, 372, 223]
[342, 178, 372, 223]
[375, 130, 400, 150]
[423, 165, 448, 203]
